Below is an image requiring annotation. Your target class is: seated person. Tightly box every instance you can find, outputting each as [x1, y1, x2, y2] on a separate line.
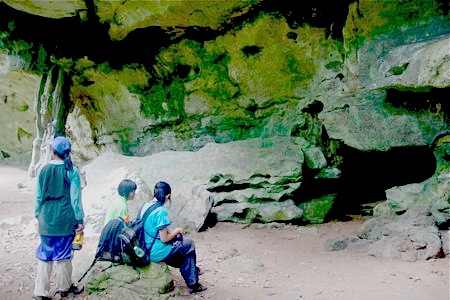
[103, 179, 137, 226]
[141, 181, 207, 294]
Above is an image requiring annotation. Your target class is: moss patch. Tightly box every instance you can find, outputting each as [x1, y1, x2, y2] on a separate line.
[97, 0, 261, 40]
[343, 0, 448, 51]
[156, 14, 339, 107]
[16, 127, 32, 143]
[299, 195, 335, 224]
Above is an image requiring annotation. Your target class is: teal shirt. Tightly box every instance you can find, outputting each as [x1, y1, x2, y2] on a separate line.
[141, 202, 172, 262]
[35, 160, 84, 235]
[104, 195, 129, 226]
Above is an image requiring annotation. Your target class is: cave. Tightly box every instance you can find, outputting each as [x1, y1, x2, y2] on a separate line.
[330, 144, 436, 218]
[0, 1, 447, 227]
[297, 144, 437, 221]
[297, 87, 450, 221]
[385, 87, 450, 122]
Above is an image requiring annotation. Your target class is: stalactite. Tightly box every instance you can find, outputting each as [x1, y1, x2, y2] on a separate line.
[28, 65, 65, 177]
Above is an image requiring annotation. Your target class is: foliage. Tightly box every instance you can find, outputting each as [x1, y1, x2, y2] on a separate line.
[0, 21, 48, 74]
[35, 45, 48, 74]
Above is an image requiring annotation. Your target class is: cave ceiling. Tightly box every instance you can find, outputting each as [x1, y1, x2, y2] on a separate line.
[0, 0, 353, 67]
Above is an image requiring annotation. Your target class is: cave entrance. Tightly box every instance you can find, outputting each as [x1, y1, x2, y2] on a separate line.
[296, 144, 437, 221]
[323, 144, 437, 220]
[385, 87, 450, 123]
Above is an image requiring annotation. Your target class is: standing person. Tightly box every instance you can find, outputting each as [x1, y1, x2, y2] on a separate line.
[141, 181, 207, 294]
[33, 136, 85, 300]
[103, 179, 137, 226]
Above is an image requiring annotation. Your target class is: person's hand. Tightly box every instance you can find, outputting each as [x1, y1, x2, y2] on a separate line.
[174, 227, 183, 238]
[75, 223, 84, 233]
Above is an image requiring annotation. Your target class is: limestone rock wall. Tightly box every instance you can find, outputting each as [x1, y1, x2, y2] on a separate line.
[0, 51, 39, 165]
[0, 0, 448, 225]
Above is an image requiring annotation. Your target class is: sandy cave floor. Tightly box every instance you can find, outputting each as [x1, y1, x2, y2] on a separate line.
[0, 166, 448, 300]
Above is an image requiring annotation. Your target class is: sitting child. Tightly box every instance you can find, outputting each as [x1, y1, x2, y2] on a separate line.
[103, 179, 137, 226]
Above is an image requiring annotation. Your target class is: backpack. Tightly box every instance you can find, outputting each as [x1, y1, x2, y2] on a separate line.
[95, 217, 127, 264]
[77, 202, 160, 283]
[118, 202, 161, 267]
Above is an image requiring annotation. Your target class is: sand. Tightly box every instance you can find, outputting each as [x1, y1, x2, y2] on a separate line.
[0, 166, 448, 300]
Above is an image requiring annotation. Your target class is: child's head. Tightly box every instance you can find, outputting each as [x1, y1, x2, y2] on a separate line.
[118, 179, 137, 200]
[153, 181, 171, 205]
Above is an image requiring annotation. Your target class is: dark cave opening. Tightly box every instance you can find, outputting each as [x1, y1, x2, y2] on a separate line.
[385, 87, 450, 124]
[296, 144, 437, 221]
[202, 143, 439, 229]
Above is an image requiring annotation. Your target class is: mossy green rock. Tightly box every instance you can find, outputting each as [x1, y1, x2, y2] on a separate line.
[95, 0, 261, 40]
[0, 68, 39, 165]
[66, 14, 341, 156]
[299, 195, 335, 224]
[213, 199, 303, 223]
[86, 262, 173, 299]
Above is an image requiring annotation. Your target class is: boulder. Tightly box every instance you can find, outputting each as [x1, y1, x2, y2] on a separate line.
[86, 262, 174, 299]
[370, 35, 450, 89]
[81, 137, 306, 234]
[358, 206, 443, 261]
[320, 92, 428, 151]
[380, 170, 450, 224]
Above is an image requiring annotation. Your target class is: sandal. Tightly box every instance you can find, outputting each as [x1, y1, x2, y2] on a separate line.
[189, 283, 207, 294]
[59, 284, 84, 298]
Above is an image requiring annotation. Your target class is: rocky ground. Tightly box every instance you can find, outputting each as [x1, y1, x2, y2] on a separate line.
[0, 166, 448, 300]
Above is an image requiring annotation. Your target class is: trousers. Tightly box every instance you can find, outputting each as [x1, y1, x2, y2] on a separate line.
[163, 237, 199, 288]
[34, 259, 72, 297]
